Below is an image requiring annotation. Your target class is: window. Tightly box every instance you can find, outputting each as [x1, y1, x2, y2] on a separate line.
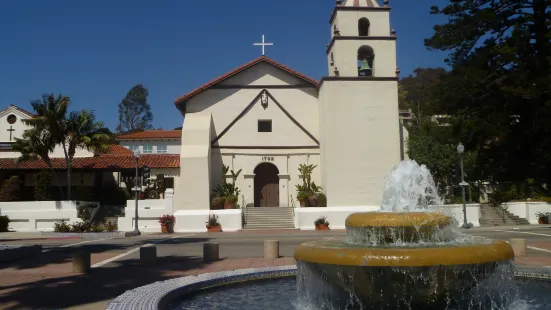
[129, 145, 138, 152]
[143, 145, 153, 154]
[157, 145, 167, 153]
[358, 18, 370, 36]
[258, 120, 272, 132]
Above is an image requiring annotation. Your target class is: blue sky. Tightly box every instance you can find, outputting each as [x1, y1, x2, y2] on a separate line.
[0, 0, 450, 131]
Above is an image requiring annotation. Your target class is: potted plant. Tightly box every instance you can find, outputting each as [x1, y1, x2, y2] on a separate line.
[535, 212, 550, 224]
[212, 165, 242, 209]
[206, 214, 222, 232]
[314, 216, 330, 230]
[295, 164, 324, 207]
[211, 197, 224, 210]
[224, 195, 238, 209]
[158, 214, 176, 233]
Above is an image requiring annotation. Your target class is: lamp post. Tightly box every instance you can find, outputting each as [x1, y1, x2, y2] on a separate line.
[457, 143, 470, 229]
[133, 149, 141, 235]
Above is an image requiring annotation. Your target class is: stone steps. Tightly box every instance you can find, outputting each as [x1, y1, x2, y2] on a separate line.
[243, 207, 296, 230]
[479, 205, 530, 226]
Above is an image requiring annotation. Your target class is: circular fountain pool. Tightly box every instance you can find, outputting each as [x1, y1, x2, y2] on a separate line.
[170, 273, 550, 310]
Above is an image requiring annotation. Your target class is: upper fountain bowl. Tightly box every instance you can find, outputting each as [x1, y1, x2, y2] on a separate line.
[345, 212, 457, 244]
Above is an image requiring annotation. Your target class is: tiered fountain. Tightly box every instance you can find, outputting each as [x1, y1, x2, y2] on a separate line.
[295, 160, 515, 309]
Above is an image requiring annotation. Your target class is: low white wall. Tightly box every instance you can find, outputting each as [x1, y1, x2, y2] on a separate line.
[294, 204, 481, 230]
[504, 202, 551, 224]
[173, 209, 242, 233]
[0, 200, 97, 231]
[294, 206, 380, 230]
[435, 204, 481, 227]
[117, 189, 174, 233]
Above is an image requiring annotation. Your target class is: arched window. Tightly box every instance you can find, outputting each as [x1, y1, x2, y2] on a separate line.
[358, 18, 370, 36]
[357, 45, 375, 77]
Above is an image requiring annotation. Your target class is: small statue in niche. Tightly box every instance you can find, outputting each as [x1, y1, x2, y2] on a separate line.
[261, 91, 269, 109]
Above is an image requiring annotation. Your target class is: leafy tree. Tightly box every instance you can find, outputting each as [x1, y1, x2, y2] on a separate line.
[63, 109, 111, 198]
[116, 84, 153, 134]
[398, 67, 447, 123]
[35, 169, 53, 201]
[0, 176, 22, 202]
[426, 0, 551, 185]
[14, 94, 112, 200]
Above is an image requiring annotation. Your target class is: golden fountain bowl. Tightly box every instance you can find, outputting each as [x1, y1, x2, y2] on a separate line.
[345, 212, 454, 244]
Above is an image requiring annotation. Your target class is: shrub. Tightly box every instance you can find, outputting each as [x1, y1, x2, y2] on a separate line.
[206, 214, 220, 228]
[35, 170, 53, 201]
[104, 220, 117, 232]
[314, 216, 329, 226]
[0, 215, 10, 232]
[53, 220, 72, 232]
[70, 221, 91, 233]
[211, 197, 224, 209]
[0, 176, 22, 202]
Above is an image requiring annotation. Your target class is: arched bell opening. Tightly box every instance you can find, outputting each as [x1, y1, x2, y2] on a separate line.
[357, 45, 375, 77]
[358, 18, 370, 36]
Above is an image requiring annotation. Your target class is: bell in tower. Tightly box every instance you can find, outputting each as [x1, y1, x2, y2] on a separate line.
[358, 59, 372, 76]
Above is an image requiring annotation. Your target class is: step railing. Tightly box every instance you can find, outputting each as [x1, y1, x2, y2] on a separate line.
[486, 203, 508, 223]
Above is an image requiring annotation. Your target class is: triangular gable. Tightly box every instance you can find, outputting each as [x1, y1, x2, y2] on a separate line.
[174, 56, 319, 112]
[0, 105, 35, 119]
[211, 89, 319, 146]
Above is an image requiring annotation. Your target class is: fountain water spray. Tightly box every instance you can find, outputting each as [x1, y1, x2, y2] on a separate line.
[295, 160, 516, 309]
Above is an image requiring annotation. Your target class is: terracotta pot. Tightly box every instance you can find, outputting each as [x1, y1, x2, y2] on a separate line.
[207, 226, 222, 232]
[299, 200, 306, 207]
[224, 201, 235, 209]
[538, 217, 549, 224]
[315, 224, 330, 231]
[161, 223, 174, 233]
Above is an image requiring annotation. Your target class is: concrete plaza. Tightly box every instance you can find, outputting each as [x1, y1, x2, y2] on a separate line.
[0, 226, 550, 309]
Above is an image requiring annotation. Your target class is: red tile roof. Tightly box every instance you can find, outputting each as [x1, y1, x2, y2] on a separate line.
[116, 130, 182, 140]
[174, 56, 319, 107]
[105, 144, 134, 155]
[0, 105, 36, 118]
[0, 154, 180, 170]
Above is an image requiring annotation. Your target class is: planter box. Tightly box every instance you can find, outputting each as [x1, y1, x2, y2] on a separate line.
[41, 231, 132, 240]
[207, 226, 222, 233]
[538, 218, 549, 224]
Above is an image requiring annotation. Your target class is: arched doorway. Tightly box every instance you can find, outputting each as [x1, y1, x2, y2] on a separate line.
[254, 163, 279, 207]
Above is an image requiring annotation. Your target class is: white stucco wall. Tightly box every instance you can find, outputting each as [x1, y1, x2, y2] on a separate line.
[119, 140, 181, 154]
[0, 200, 97, 231]
[0, 105, 95, 158]
[212, 148, 321, 208]
[319, 80, 401, 208]
[328, 40, 397, 77]
[185, 63, 320, 146]
[504, 202, 551, 224]
[331, 11, 391, 38]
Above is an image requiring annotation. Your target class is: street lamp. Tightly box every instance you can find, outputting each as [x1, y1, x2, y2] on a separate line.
[133, 148, 141, 235]
[457, 142, 470, 229]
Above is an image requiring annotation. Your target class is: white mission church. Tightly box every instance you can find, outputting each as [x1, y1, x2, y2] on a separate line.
[0, 0, 412, 232]
[172, 0, 405, 218]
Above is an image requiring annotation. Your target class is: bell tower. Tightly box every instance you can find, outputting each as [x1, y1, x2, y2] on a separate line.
[319, 0, 401, 208]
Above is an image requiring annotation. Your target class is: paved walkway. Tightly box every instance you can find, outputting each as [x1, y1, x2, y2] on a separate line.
[1, 228, 550, 310]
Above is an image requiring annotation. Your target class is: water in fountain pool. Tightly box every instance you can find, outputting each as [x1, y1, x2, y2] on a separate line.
[170, 276, 551, 310]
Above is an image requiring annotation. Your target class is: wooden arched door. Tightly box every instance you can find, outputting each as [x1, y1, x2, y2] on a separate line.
[254, 163, 279, 207]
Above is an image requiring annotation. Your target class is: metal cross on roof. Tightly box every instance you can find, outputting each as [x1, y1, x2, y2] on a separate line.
[253, 34, 274, 56]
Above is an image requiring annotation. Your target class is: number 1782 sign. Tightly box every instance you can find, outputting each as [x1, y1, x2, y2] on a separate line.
[262, 156, 274, 162]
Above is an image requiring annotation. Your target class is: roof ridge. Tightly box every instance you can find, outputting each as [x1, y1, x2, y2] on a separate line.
[174, 56, 319, 107]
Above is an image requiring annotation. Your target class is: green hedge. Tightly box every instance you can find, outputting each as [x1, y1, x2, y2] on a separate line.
[0, 215, 10, 232]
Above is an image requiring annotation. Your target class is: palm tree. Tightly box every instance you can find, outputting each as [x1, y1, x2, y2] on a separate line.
[12, 125, 65, 199]
[63, 109, 112, 199]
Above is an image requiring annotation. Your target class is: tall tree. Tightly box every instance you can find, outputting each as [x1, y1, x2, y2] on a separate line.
[64, 109, 112, 199]
[398, 67, 448, 124]
[116, 84, 153, 134]
[426, 0, 551, 185]
[13, 94, 70, 199]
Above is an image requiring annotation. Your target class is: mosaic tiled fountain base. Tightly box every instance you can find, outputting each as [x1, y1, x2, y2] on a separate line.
[106, 265, 551, 310]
